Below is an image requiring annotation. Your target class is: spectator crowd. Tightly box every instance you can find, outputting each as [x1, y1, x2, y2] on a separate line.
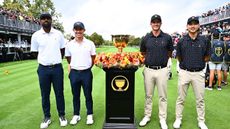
[0, 7, 39, 24]
[201, 2, 230, 18]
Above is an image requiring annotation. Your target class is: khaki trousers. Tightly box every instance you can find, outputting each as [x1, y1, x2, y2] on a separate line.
[175, 69, 206, 122]
[143, 67, 168, 120]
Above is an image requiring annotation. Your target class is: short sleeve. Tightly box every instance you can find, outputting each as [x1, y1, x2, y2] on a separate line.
[205, 38, 211, 56]
[65, 44, 71, 57]
[91, 42, 96, 55]
[167, 35, 174, 51]
[140, 37, 146, 52]
[30, 33, 38, 52]
[59, 32, 65, 49]
[176, 39, 183, 57]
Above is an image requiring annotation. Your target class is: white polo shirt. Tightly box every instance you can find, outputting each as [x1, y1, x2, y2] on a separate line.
[65, 38, 96, 70]
[31, 28, 65, 65]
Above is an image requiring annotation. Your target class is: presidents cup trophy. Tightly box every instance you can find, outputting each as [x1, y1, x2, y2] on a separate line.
[94, 34, 144, 129]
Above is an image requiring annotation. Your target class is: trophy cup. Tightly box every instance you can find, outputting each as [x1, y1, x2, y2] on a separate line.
[112, 35, 129, 52]
[115, 79, 125, 91]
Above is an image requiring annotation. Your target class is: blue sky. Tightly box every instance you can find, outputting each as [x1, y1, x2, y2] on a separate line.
[1, 0, 229, 40]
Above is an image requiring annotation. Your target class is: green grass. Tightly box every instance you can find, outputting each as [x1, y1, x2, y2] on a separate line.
[0, 47, 230, 129]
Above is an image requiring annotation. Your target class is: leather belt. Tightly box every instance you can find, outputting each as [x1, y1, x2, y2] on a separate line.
[39, 63, 61, 68]
[181, 67, 203, 72]
[146, 65, 166, 70]
[72, 68, 90, 72]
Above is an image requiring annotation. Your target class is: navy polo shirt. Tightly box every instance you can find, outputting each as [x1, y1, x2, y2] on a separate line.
[140, 31, 173, 66]
[177, 34, 211, 70]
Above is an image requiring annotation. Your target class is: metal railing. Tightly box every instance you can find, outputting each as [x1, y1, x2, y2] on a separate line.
[0, 14, 40, 33]
[200, 9, 230, 25]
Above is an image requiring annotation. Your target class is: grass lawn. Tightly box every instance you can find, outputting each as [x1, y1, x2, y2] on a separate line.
[0, 46, 230, 129]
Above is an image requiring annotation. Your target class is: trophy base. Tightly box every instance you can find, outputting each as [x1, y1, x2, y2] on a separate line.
[103, 122, 137, 129]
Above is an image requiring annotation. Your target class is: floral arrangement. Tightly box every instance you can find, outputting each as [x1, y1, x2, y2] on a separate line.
[94, 52, 145, 69]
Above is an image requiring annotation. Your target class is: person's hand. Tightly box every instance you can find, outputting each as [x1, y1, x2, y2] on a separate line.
[68, 64, 71, 74]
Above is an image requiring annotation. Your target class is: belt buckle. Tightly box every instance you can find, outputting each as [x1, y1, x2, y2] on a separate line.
[152, 66, 161, 70]
[77, 69, 83, 72]
[157, 66, 161, 69]
[150, 66, 161, 70]
[48, 64, 55, 68]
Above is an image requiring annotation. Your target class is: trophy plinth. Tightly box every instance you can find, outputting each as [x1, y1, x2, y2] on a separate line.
[103, 68, 138, 129]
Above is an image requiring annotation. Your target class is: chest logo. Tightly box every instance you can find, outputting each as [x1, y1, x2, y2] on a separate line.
[214, 47, 223, 57]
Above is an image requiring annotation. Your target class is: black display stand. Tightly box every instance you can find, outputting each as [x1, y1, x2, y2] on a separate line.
[103, 67, 138, 129]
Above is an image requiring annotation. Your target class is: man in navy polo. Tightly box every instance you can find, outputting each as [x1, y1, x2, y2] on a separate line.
[173, 16, 210, 129]
[139, 14, 173, 129]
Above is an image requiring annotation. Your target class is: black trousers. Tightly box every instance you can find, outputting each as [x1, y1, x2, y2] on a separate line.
[37, 64, 65, 118]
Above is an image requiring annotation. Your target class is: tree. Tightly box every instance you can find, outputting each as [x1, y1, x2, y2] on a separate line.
[84, 34, 91, 40]
[3, 0, 31, 13]
[104, 40, 113, 46]
[89, 32, 104, 46]
[28, 0, 64, 32]
[128, 35, 141, 46]
[28, 0, 55, 18]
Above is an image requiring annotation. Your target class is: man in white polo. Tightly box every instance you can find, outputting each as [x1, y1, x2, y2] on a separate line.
[31, 12, 67, 129]
[65, 21, 96, 125]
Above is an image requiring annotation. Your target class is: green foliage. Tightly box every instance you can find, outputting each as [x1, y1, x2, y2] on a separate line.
[103, 40, 113, 46]
[89, 32, 104, 46]
[28, 0, 55, 18]
[52, 18, 64, 33]
[128, 35, 141, 46]
[2, 0, 30, 13]
[84, 33, 91, 40]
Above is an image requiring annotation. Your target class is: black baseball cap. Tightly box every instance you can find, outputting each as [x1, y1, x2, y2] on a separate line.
[187, 16, 199, 24]
[40, 12, 52, 19]
[151, 14, 161, 22]
[73, 22, 85, 29]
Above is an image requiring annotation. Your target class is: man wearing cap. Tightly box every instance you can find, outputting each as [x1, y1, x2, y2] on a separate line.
[65, 21, 96, 125]
[173, 16, 210, 129]
[31, 12, 67, 129]
[139, 14, 173, 129]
